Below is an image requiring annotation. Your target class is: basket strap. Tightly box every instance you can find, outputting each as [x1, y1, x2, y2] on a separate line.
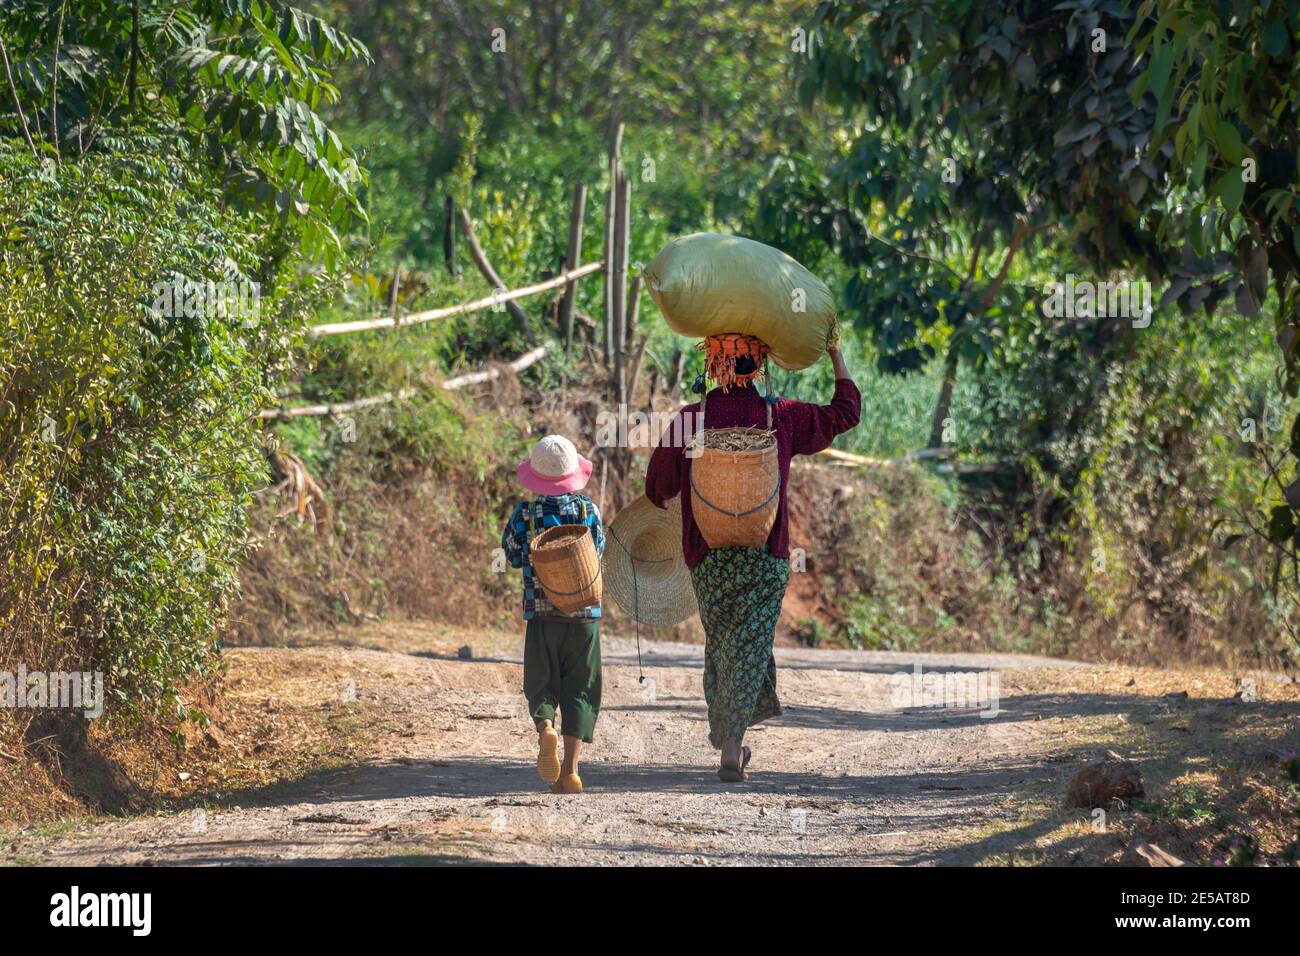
[525, 497, 589, 548]
[763, 366, 774, 430]
[688, 468, 781, 518]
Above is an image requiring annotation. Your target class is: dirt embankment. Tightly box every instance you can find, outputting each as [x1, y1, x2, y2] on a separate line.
[224, 389, 1035, 659]
[228, 362, 1288, 671]
[224, 370, 890, 650]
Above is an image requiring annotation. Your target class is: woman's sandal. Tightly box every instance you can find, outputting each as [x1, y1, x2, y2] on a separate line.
[718, 746, 752, 783]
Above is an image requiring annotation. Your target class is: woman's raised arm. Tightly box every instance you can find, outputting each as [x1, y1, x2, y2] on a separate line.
[787, 346, 862, 457]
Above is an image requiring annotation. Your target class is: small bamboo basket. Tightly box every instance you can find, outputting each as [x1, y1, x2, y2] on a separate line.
[689, 424, 780, 549]
[531, 524, 603, 612]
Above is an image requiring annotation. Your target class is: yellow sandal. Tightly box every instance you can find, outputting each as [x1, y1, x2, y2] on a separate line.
[537, 727, 561, 783]
[550, 773, 583, 794]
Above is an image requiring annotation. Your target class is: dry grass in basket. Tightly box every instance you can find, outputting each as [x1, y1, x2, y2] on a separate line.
[533, 526, 591, 550]
[695, 427, 775, 452]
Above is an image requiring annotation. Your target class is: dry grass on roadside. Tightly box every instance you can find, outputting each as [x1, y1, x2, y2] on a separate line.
[974, 665, 1300, 866]
[0, 648, 382, 833]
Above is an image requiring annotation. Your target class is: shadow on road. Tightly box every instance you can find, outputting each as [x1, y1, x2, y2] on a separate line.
[35, 671, 1296, 867]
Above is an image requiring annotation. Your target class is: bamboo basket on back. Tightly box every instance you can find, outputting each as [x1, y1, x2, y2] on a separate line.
[529, 511, 602, 613]
[688, 391, 780, 549]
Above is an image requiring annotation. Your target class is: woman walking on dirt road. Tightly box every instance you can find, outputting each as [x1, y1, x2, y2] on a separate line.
[645, 335, 860, 781]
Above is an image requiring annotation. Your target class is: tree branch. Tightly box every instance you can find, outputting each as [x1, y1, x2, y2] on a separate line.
[0, 36, 37, 157]
[129, 0, 140, 110]
[49, 0, 66, 159]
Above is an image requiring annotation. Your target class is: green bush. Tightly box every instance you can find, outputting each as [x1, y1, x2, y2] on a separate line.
[0, 137, 308, 719]
[950, 300, 1297, 663]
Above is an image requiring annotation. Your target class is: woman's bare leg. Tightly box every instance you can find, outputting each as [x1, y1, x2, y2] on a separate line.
[720, 738, 746, 776]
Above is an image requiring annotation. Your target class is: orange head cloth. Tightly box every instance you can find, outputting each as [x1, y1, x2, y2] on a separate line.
[697, 333, 770, 393]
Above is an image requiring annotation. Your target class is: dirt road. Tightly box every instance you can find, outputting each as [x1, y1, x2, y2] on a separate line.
[6, 623, 1298, 866]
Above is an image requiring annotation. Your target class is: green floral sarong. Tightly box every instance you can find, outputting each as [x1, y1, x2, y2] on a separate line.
[689, 546, 791, 750]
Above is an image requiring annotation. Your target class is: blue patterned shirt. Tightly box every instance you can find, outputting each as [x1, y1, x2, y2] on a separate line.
[501, 493, 605, 620]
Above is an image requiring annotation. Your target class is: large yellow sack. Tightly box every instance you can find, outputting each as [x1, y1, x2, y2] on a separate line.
[642, 233, 837, 371]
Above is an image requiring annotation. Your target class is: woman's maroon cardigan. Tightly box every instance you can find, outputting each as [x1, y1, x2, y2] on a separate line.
[645, 378, 862, 569]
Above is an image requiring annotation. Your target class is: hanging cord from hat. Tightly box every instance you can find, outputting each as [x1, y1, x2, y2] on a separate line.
[606, 525, 674, 684]
[629, 532, 644, 684]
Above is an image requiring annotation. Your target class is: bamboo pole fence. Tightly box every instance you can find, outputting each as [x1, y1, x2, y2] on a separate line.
[309, 262, 603, 337]
[269, 120, 677, 433]
[259, 346, 550, 420]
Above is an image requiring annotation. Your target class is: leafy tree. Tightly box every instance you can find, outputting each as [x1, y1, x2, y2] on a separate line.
[775, 0, 1300, 646]
[334, 0, 809, 154]
[0, 0, 370, 260]
[0, 0, 370, 719]
[776, 0, 1195, 446]
[1127, 1, 1300, 577]
[320, 0, 828, 267]
[790, 0, 1300, 438]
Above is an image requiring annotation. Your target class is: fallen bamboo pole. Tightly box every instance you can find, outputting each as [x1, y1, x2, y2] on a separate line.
[309, 263, 603, 337]
[817, 448, 893, 467]
[815, 446, 1001, 471]
[259, 346, 549, 419]
[937, 461, 1005, 475]
[441, 344, 548, 389]
[459, 208, 534, 342]
[258, 391, 416, 420]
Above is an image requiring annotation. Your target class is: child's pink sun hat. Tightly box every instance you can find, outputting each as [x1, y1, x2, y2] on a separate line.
[516, 435, 594, 495]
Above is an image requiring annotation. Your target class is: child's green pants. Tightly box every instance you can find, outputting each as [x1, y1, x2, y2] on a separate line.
[523, 618, 601, 743]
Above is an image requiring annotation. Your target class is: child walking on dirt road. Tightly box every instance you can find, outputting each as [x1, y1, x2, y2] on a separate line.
[502, 435, 604, 794]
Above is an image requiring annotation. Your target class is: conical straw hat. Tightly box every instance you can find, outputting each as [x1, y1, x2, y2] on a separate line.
[602, 495, 698, 627]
